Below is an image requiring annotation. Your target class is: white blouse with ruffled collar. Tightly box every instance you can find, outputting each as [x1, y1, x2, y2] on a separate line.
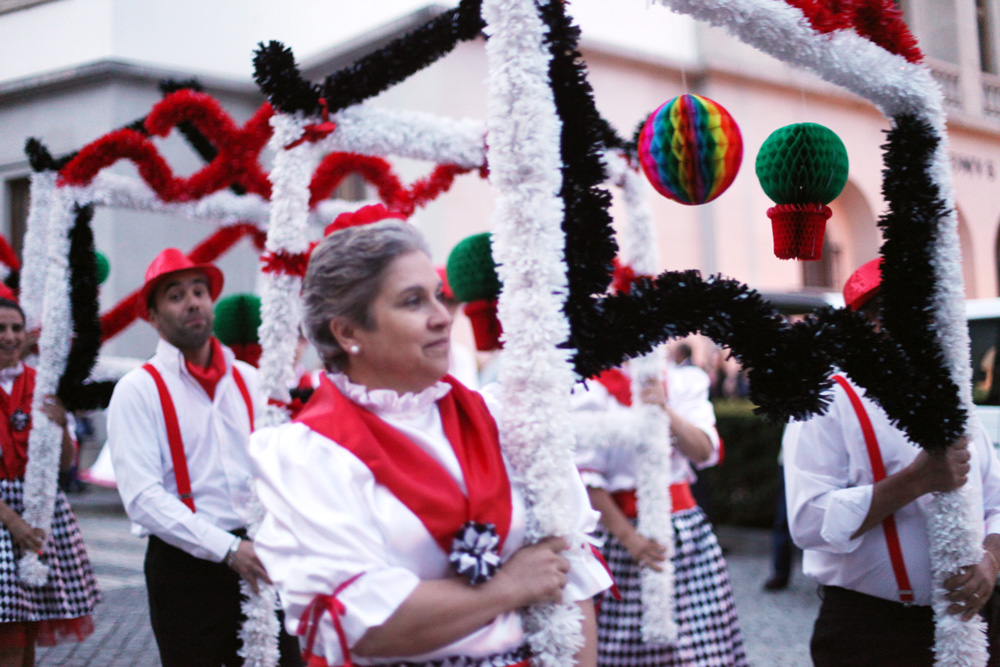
[250, 373, 611, 666]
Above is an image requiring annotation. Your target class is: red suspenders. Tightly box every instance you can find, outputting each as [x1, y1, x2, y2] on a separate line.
[832, 374, 915, 604]
[143, 363, 255, 513]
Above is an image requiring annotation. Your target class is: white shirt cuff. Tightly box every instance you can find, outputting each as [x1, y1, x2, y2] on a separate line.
[820, 485, 873, 553]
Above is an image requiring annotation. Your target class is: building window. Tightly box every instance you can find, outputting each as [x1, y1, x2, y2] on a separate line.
[5, 177, 29, 261]
[801, 237, 841, 290]
[977, 0, 998, 74]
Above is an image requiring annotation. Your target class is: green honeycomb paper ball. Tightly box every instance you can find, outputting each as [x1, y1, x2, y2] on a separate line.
[446, 233, 500, 303]
[755, 123, 849, 205]
[213, 293, 262, 345]
[95, 251, 110, 285]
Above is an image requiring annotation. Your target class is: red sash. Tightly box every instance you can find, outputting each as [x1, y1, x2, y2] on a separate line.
[295, 375, 513, 553]
[143, 361, 255, 512]
[0, 366, 34, 479]
[832, 374, 914, 604]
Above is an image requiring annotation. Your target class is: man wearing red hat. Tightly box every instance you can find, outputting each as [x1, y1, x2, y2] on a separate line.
[783, 258, 1000, 666]
[106, 249, 299, 667]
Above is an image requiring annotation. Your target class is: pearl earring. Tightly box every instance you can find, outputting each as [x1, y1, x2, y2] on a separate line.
[349, 344, 360, 355]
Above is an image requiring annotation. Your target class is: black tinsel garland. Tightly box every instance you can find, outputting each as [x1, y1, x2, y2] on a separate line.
[57, 205, 115, 411]
[538, 1, 619, 355]
[253, 1, 484, 117]
[321, 0, 484, 115]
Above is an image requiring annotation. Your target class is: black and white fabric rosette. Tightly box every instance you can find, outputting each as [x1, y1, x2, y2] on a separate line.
[450, 521, 501, 585]
[9, 409, 28, 432]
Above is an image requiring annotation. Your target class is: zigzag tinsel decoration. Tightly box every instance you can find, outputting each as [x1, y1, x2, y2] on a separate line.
[56, 204, 115, 411]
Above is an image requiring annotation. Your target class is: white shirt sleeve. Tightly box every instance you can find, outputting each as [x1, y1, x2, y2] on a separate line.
[974, 421, 1000, 538]
[252, 424, 425, 661]
[106, 371, 237, 562]
[783, 403, 871, 555]
[667, 366, 721, 469]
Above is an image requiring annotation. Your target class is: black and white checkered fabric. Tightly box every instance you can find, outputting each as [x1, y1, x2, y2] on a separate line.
[0, 479, 100, 623]
[596, 507, 747, 667]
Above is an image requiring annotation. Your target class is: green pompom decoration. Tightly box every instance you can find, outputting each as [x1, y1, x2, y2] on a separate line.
[95, 251, 110, 285]
[213, 293, 262, 345]
[446, 233, 500, 303]
[755, 123, 849, 205]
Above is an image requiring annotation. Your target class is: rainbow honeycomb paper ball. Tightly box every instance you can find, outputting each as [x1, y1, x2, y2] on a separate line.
[755, 123, 849, 205]
[637, 94, 743, 205]
[446, 233, 500, 304]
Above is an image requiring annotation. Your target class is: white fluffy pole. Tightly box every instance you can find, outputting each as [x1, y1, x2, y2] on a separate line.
[237, 112, 318, 667]
[608, 153, 678, 643]
[655, 1, 986, 663]
[483, 0, 586, 664]
[20, 171, 57, 332]
[19, 185, 77, 585]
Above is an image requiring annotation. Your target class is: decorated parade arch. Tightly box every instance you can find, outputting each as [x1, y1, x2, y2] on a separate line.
[19, 1, 989, 665]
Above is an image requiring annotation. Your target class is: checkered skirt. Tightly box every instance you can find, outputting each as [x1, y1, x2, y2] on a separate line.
[0, 478, 100, 624]
[596, 507, 747, 667]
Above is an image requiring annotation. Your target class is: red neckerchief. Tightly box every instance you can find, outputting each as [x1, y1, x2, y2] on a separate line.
[0, 366, 34, 479]
[594, 368, 633, 406]
[295, 374, 512, 553]
[185, 338, 227, 401]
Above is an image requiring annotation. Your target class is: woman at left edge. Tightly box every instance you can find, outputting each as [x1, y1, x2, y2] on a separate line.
[0, 296, 100, 667]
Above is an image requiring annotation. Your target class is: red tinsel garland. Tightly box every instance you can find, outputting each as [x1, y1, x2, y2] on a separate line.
[309, 153, 403, 208]
[260, 248, 314, 278]
[60, 91, 274, 201]
[786, 0, 922, 63]
[0, 235, 21, 273]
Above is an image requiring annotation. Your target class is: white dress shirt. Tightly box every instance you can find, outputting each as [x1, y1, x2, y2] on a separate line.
[573, 364, 721, 491]
[106, 338, 261, 562]
[251, 373, 612, 666]
[784, 374, 1000, 605]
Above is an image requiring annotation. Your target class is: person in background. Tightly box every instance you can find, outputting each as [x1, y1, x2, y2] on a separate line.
[436, 266, 480, 389]
[251, 219, 611, 667]
[106, 249, 300, 667]
[573, 360, 747, 667]
[0, 296, 99, 667]
[784, 258, 1000, 666]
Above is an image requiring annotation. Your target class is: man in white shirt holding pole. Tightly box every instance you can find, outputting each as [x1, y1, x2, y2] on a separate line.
[106, 249, 299, 667]
[784, 258, 1000, 666]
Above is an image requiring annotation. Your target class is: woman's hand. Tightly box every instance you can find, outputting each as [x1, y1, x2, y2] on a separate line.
[40, 395, 68, 428]
[488, 536, 570, 608]
[6, 514, 44, 555]
[622, 532, 667, 572]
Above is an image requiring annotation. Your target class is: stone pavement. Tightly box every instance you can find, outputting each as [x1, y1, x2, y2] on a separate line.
[35, 486, 819, 666]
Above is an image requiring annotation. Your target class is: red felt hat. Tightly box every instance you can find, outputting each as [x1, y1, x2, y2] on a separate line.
[324, 204, 407, 236]
[137, 248, 224, 320]
[843, 258, 882, 311]
[0, 284, 16, 303]
[435, 267, 455, 301]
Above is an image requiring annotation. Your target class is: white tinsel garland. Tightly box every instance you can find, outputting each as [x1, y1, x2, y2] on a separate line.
[483, 0, 587, 665]
[236, 112, 319, 667]
[20, 171, 57, 332]
[19, 184, 78, 585]
[655, 1, 985, 663]
[324, 105, 486, 168]
[605, 151, 677, 642]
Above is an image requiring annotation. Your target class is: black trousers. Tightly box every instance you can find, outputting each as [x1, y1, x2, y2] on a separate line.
[145, 533, 302, 667]
[813, 585, 1000, 667]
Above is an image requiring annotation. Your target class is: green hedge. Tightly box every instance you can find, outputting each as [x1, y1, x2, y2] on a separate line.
[696, 398, 785, 528]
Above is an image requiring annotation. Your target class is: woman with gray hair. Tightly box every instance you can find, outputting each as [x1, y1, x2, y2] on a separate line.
[250, 208, 611, 667]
